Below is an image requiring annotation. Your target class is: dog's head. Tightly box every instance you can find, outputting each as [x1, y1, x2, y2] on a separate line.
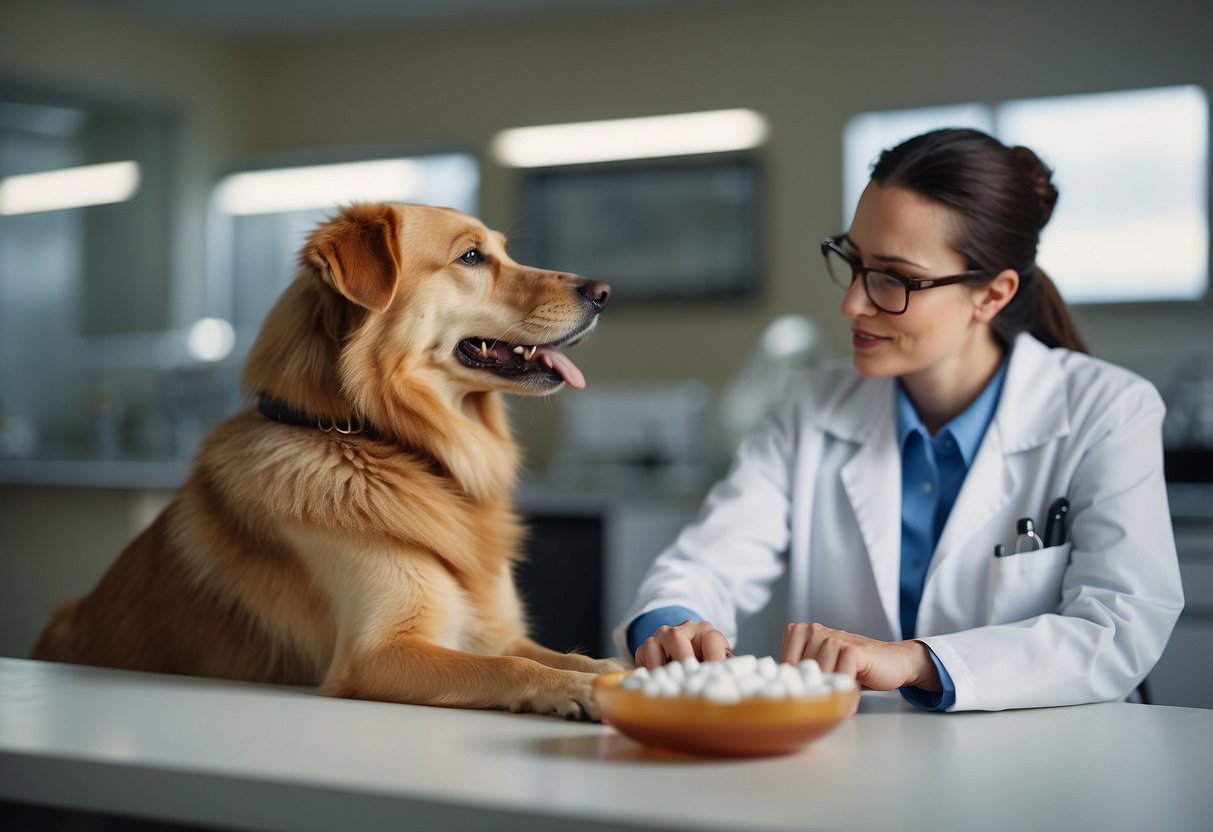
[303, 202, 609, 398]
[241, 202, 608, 498]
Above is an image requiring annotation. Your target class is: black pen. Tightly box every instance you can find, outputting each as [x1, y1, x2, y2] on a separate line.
[1043, 497, 1070, 548]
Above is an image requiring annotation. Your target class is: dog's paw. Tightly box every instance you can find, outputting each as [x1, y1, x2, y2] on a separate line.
[587, 656, 630, 675]
[532, 671, 600, 721]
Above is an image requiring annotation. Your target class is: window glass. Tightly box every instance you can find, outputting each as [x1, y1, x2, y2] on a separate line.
[843, 86, 1209, 304]
[998, 86, 1207, 303]
[0, 95, 174, 457]
[211, 153, 479, 333]
[843, 104, 992, 226]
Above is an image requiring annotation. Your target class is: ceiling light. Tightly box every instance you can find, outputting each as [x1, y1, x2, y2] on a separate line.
[186, 318, 236, 362]
[215, 159, 420, 215]
[0, 161, 140, 215]
[491, 108, 769, 168]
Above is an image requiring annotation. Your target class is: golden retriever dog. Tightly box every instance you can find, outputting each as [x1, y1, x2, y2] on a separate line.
[34, 202, 625, 719]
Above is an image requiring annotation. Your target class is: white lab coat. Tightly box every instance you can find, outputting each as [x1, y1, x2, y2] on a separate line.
[616, 333, 1184, 711]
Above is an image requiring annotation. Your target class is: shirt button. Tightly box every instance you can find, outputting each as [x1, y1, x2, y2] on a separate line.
[922, 482, 934, 494]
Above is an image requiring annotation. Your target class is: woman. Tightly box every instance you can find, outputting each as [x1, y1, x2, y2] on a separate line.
[616, 128, 1183, 711]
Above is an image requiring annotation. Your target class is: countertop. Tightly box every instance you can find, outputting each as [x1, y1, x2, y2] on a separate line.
[2, 658, 1211, 832]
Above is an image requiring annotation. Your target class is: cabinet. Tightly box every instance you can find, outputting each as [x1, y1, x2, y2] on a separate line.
[1148, 483, 1213, 708]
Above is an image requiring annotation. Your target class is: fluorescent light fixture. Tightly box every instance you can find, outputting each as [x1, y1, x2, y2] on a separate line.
[0, 160, 140, 215]
[491, 108, 769, 167]
[215, 159, 420, 215]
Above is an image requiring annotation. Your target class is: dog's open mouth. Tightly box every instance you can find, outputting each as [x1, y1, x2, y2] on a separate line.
[456, 335, 588, 389]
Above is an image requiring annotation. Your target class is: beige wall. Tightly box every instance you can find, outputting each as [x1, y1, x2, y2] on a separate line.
[1, 0, 1210, 663]
[2, 0, 1211, 453]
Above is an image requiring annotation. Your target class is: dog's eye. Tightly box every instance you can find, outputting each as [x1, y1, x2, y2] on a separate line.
[459, 248, 484, 266]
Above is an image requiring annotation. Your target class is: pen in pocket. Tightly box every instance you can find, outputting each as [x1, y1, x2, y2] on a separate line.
[1043, 497, 1070, 547]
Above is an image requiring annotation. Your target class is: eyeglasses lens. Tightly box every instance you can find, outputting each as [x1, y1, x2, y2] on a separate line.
[824, 247, 907, 314]
[865, 271, 908, 314]
[824, 247, 855, 291]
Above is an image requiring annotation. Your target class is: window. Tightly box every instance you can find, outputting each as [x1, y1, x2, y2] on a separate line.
[0, 93, 175, 457]
[210, 153, 479, 334]
[843, 86, 1209, 304]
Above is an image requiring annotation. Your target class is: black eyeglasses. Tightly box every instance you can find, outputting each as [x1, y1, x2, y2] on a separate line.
[820, 236, 989, 315]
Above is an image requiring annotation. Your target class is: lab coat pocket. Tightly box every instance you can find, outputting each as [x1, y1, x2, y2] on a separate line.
[986, 543, 1072, 625]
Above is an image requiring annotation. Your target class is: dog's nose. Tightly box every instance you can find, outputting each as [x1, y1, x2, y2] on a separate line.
[577, 279, 612, 311]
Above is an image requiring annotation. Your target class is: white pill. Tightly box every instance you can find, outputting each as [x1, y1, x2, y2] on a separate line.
[827, 673, 859, 692]
[777, 663, 801, 684]
[737, 674, 765, 698]
[684, 671, 709, 696]
[622, 656, 856, 704]
[759, 679, 788, 699]
[798, 659, 824, 687]
[783, 673, 807, 697]
[726, 654, 759, 676]
[702, 676, 742, 704]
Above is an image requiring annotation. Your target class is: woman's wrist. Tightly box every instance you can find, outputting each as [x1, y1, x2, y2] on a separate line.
[906, 640, 943, 691]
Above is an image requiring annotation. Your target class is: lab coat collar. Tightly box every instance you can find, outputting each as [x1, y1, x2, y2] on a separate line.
[826, 333, 1072, 639]
[813, 369, 893, 444]
[817, 333, 1071, 452]
[993, 333, 1072, 453]
[834, 382, 901, 637]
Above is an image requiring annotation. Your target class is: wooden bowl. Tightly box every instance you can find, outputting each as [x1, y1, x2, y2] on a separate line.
[592, 670, 859, 758]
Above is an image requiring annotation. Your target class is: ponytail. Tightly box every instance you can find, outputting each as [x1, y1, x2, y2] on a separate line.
[990, 265, 1088, 354]
[1028, 268, 1088, 353]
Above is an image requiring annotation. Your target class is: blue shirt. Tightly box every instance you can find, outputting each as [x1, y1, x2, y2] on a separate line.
[896, 360, 1007, 710]
[627, 361, 1009, 712]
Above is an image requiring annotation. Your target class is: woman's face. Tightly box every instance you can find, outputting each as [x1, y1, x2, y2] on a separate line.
[841, 182, 991, 383]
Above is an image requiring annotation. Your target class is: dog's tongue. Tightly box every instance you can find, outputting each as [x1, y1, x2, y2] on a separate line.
[536, 346, 586, 389]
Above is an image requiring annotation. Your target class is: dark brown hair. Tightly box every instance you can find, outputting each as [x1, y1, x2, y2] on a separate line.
[870, 128, 1088, 353]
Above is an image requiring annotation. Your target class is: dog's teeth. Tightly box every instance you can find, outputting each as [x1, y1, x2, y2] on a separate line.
[513, 345, 526, 355]
[480, 341, 488, 357]
[525, 345, 538, 360]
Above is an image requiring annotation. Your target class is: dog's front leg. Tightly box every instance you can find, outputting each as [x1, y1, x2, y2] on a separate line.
[322, 637, 602, 719]
[506, 637, 630, 675]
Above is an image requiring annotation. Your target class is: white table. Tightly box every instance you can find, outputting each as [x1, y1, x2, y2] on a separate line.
[2, 657, 1211, 832]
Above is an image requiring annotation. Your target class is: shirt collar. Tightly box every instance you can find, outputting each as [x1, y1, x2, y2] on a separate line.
[895, 359, 1009, 465]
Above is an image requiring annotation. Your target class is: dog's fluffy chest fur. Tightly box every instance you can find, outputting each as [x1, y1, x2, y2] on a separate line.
[197, 415, 529, 659]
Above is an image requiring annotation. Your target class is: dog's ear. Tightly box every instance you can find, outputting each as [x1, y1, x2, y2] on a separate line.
[308, 204, 402, 313]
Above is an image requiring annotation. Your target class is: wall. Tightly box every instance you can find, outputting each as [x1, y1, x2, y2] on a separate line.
[235, 0, 1213, 457]
[0, 0, 1210, 667]
[3, 0, 1210, 452]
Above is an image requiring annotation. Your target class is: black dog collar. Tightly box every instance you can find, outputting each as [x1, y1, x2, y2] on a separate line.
[257, 395, 377, 438]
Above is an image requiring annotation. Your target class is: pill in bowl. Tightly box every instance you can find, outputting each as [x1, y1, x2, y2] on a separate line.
[593, 655, 860, 757]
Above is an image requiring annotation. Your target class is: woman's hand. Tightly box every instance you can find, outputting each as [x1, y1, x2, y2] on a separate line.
[634, 620, 733, 669]
[781, 622, 941, 692]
